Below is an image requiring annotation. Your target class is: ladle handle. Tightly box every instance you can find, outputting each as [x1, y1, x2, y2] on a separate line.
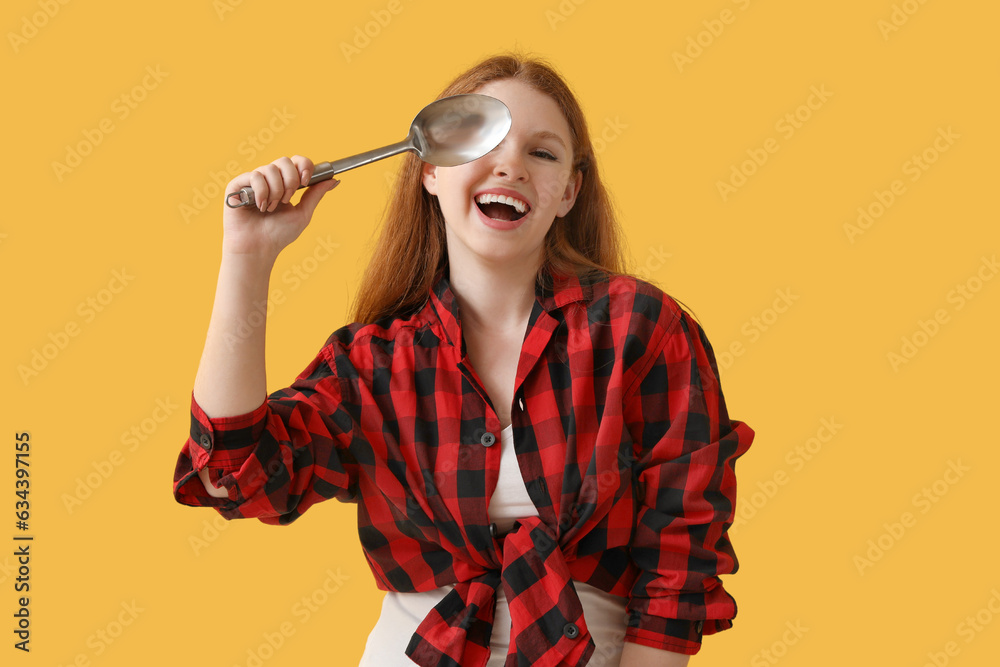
[225, 137, 414, 209]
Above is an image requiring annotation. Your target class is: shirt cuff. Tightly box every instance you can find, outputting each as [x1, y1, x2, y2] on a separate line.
[171, 390, 268, 511]
[624, 608, 707, 654]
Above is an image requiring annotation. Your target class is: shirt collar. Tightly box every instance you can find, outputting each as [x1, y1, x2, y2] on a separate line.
[424, 266, 592, 350]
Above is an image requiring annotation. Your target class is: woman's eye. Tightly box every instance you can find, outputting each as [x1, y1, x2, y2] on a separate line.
[531, 150, 557, 161]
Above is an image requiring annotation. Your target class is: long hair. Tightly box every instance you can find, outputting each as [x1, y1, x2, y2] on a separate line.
[349, 51, 671, 324]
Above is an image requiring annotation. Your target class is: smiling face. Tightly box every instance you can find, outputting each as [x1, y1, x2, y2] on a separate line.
[421, 78, 583, 271]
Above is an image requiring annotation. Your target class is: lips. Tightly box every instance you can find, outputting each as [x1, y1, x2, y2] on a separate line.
[473, 187, 532, 222]
[473, 201, 525, 230]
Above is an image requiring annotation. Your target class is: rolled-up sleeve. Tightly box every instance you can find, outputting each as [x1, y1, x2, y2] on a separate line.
[622, 303, 754, 654]
[172, 340, 361, 525]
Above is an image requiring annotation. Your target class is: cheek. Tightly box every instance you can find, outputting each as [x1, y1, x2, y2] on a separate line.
[439, 183, 474, 220]
[439, 172, 474, 204]
[446, 190, 472, 212]
[537, 176, 569, 211]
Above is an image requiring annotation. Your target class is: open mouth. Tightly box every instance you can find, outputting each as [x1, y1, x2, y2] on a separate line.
[474, 193, 530, 222]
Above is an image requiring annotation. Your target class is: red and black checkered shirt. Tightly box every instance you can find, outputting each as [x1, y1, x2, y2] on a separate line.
[172, 267, 754, 666]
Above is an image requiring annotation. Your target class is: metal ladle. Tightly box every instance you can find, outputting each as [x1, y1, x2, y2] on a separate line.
[225, 93, 512, 208]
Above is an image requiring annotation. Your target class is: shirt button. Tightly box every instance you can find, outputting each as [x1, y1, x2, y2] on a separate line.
[696, 620, 704, 633]
[562, 622, 579, 639]
[198, 434, 212, 450]
[480, 431, 496, 447]
[489, 522, 498, 538]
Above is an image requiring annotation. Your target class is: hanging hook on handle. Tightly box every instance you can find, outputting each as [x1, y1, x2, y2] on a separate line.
[225, 161, 340, 209]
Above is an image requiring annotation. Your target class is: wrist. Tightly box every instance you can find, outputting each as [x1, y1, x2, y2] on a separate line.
[219, 243, 279, 274]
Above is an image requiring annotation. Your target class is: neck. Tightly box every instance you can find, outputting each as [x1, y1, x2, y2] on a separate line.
[447, 257, 540, 336]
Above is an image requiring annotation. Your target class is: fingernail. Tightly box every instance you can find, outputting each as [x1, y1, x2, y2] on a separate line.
[331, 179, 341, 188]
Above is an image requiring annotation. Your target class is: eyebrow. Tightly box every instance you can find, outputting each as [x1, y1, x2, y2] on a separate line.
[531, 130, 567, 150]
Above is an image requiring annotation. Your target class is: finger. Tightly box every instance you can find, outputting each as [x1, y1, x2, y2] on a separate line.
[296, 178, 340, 219]
[271, 156, 302, 205]
[256, 164, 285, 212]
[290, 155, 315, 187]
[247, 169, 271, 211]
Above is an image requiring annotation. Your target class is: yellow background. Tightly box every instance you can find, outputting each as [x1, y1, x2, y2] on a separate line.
[3, 0, 998, 665]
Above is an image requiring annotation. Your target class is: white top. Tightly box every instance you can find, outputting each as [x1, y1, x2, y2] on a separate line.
[359, 424, 628, 666]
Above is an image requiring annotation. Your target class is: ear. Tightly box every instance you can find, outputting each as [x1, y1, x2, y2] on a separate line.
[556, 169, 583, 218]
[421, 162, 438, 196]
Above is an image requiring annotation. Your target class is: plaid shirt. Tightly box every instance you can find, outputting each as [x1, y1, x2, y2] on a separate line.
[172, 267, 754, 666]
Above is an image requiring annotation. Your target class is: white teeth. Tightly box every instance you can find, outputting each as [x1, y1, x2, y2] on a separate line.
[475, 192, 529, 214]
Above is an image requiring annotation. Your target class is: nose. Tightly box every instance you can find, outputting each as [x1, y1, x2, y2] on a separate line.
[489, 139, 527, 181]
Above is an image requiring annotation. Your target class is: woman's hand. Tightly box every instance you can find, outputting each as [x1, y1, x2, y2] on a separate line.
[221, 155, 339, 264]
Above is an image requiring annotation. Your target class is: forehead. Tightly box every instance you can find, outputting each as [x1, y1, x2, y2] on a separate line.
[474, 78, 572, 141]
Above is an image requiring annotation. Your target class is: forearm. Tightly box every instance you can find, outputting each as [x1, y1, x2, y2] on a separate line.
[619, 641, 691, 667]
[192, 250, 275, 418]
[191, 252, 276, 497]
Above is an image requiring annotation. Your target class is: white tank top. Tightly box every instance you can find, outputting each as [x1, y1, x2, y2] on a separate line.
[359, 424, 628, 666]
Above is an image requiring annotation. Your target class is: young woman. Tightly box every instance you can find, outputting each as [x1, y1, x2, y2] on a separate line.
[172, 52, 754, 667]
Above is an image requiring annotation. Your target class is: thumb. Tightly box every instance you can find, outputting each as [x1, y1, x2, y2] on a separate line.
[296, 178, 340, 217]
